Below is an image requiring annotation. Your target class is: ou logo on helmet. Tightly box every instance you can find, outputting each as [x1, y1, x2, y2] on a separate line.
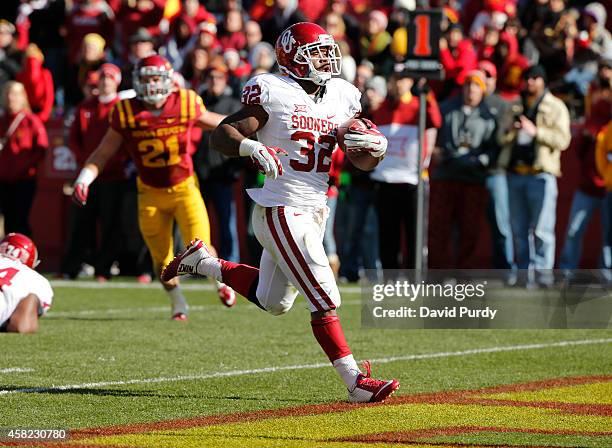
[280, 29, 297, 53]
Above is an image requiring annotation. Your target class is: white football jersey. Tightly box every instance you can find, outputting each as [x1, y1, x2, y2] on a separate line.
[0, 255, 53, 327]
[242, 74, 361, 210]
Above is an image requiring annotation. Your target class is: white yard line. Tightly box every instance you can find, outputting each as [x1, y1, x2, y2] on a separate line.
[1, 338, 610, 395]
[46, 300, 361, 317]
[47, 306, 208, 317]
[0, 368, 34, 374]
[50, 279, 363, 294]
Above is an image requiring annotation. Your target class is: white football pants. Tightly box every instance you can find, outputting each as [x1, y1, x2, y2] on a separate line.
[251, 204, 341, 315]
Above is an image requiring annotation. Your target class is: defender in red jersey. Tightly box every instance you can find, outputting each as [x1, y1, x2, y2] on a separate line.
[72, 54, 236, 319]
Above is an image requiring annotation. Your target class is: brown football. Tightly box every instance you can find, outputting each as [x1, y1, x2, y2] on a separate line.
[336, 118, 383, 171]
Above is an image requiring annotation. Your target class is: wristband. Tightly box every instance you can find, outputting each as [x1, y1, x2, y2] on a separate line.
[75, 167, 96, 186]
[239, 139, 262, 157]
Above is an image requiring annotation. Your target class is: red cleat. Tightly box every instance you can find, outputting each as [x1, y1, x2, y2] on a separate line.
[348, 361, 400, 403]
[217, 282, 236, 307]
[171, 312, 188, 321]
[137, 273, 152, 284]
[161, 239, 206, 282]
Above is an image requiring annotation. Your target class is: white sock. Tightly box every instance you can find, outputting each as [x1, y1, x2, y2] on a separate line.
[333, 354, 361, 389]
[167, 287, 188, 315]
[195, 257, 222, 281]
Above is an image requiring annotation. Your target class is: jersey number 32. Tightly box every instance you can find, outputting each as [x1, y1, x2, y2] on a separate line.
[290, 132, 335, 173]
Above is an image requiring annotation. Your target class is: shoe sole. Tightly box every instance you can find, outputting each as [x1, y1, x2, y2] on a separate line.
[220, 297, 236, 307]
[161, 241, 204, 282]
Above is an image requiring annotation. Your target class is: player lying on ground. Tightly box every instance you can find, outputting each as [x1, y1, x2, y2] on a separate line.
[163, 22, 399, 402]
[0, 233, 52, 333]
[71, 54, 236, 321]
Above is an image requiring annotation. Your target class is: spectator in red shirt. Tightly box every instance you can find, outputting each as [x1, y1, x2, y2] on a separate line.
[181, 46, 211, 91]
[15, 43, 54, 123]
[475, 24, 501, 61]
[298, 0, 328, 23]
[0, 81, 49, 236]
[64, 0, 115, 65]
[493, 31, 529, 100]
[437, 23, 478, 100]
[190, 22, 222, 56]
[60, 63, 128, 281]
[169, 0, 214, 33]
[114, 0, 166, 62]
[218, 9, 246, 53]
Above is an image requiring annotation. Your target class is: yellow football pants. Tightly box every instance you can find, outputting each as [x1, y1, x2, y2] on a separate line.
[137, 175, 211, 274]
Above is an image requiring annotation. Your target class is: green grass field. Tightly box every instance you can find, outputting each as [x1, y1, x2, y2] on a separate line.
[1, 279, 611, 447]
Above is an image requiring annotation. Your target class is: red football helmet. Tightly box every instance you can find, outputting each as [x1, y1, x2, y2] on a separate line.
[133, 53, 174, 104]
[275, 22, 342, 86]
[0, 233, 40, 269]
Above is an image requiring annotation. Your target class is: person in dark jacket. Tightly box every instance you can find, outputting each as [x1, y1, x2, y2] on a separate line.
[260, 0, 308, 46]
[429, 70, 498, 269]
[0, 20, 23, 87]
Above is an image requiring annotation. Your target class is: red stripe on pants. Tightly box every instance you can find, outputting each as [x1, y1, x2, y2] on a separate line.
[265, 207, 324, 312]
[276, 207, 336, 310]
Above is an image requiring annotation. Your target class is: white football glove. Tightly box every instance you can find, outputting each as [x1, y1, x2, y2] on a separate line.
[343, 119, 388, 158]
[239, 139, 288, 179]
[344, 133, 388, 157]
[72, 167, 97, 206]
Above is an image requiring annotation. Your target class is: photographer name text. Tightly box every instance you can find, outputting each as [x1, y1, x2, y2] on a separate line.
[372, 305, 497, 320]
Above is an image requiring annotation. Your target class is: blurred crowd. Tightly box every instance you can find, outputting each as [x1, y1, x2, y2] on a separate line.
[0, 0, 610, 286]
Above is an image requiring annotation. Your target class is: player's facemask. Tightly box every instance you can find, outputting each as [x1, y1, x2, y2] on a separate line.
[294, 39, 342, 86]
[134, 70, 174, 104]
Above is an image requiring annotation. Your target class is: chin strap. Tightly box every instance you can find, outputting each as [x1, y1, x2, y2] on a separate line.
[314, 85, 327, 103]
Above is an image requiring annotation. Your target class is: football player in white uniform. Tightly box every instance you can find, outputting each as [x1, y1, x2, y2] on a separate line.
[0, 233, 53, 333]
[162, 22, 397, 402]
